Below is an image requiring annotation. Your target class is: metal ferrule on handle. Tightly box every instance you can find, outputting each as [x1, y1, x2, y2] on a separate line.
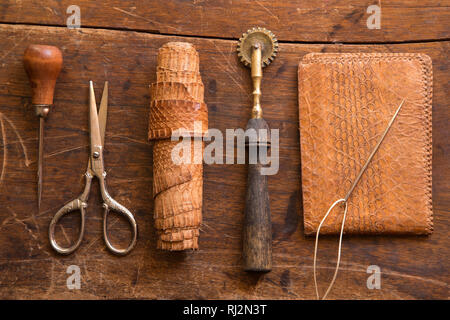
[34, 104, 51, 118]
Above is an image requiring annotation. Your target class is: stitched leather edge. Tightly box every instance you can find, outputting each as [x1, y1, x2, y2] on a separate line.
[417, 54, 433, 234]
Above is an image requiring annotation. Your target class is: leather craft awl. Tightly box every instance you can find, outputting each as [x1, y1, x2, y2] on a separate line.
[23, 45, 63, 210]
[237, 27, 278, 272]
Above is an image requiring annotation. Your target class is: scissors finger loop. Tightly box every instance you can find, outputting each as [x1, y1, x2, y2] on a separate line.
[102, 198, 137, 255]
[49, 199, 86, 255]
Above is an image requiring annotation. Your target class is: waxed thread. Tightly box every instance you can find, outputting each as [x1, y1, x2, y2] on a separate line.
[313, 99, 405, 300]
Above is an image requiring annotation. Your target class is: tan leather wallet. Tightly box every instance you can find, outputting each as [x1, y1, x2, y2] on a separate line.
[298, 53, 432, 235]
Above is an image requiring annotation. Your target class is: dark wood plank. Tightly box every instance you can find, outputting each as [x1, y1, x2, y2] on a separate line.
[0, 24, 448, 299]
[0, 1, 449, 43]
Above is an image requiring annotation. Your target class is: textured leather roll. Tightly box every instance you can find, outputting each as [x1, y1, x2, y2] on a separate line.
[150, 82, 204, 102]
[149, 100, 208, 140]
[149, 42, 207, 250]
[157, 71, 202, 83]
[157, 42, 199, 72]
[298, 53, 432, 235]
[153, 139, 203, 196]
[159, 228, 200, 242]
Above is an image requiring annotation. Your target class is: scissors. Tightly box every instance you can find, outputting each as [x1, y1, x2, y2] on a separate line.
[49, 81, 138, 255]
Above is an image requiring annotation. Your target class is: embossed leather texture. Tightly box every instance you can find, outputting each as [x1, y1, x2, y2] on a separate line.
[149, 42, 207, 250]
[298, 53, 433, 235]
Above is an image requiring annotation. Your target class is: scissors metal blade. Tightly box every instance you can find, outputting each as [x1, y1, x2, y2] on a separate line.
[89, 81, 103, 158]
[98, 81, 108, 147]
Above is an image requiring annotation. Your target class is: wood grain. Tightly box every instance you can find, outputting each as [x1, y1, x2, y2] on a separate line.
[243, 118, 272, 272]
[23, 44, 63, 106]
[0, 24, 448, 299]
[0, 1, 449, 42]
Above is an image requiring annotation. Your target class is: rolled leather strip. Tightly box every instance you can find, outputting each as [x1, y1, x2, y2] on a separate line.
[154, 208, 203, 230]
[157, 71, 202, 83]
[157, 237, 199, 251]
[159, 228, 200, 242]
[153, 179, 203, 219]
[157, 42, 199, 72]
[150, 82, 204, 102]
[152, 139, 203, 196]
[149, 41, 207, 250]
[149, 100, 208, 140]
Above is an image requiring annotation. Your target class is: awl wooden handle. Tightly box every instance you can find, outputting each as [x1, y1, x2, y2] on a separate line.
[23, 44, 63, 107]
[243, 118, 272, 272]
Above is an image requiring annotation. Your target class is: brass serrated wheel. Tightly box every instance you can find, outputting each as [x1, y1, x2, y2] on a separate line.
[237, 27, 278, 68]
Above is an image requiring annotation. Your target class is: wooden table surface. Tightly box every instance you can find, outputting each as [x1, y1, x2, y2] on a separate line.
[0, 1, 448, 299]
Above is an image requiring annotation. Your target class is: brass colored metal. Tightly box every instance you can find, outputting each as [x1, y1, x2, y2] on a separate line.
[237, 27, 278, 119]
[251, 44, 263, 118]
[237, 27, 278, 67]
[48, 81, 137, 256]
